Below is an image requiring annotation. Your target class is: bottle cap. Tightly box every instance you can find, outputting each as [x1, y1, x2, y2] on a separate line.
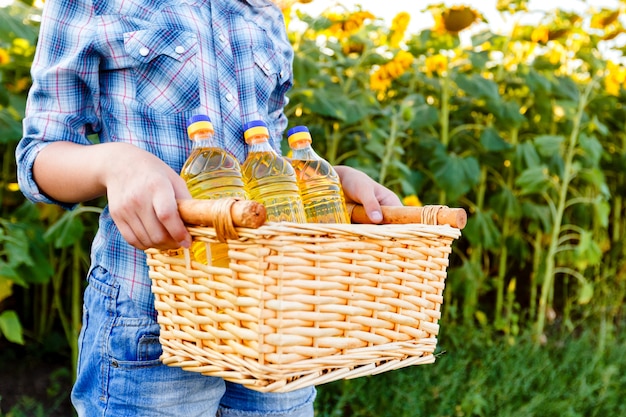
[187, 114, 214, 138]
[188, 114, 211, 125]
[243, 120, 269, 143]
[287, 126, 312, 147]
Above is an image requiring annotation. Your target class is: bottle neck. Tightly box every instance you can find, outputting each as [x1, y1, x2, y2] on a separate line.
[190, 129, 216, 147]
[246, 135, 275, 153]
[290, 140, 319, 159]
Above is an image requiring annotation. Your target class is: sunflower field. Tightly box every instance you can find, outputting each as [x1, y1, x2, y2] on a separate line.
[1, 0, 626, 415]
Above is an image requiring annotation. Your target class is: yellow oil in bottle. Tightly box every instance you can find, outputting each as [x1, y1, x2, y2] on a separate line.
[287, 126, 350, 224]
[180, 115, 247, 266]
[241, 120, 306, 223]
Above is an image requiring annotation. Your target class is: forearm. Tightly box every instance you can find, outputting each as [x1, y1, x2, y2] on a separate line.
[33, 141, 128, 204]
[32, 140, 192, 250]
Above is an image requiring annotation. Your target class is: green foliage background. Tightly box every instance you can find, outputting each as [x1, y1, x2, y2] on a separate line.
[1, 0, 626, 414]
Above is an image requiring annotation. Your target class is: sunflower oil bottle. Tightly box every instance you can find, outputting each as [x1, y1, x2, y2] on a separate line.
[287, 126, 350, 224]
[179, 114, 247, 266]
[241, 120, 306, 223]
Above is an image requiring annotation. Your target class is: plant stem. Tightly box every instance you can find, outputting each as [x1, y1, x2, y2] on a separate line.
[379, 110, 398, 185]
[0, 146, 12, 210]
[529, 230, 542, 320]
[495, 127, 519, 327]
[72, 241, 82, 381]
[438, 70, 451, 205]
[327, 122, 341, 166]
[464, 166, 487, 324]
[535, 81, 594, 341]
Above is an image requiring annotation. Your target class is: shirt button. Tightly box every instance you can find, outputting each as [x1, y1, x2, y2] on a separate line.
[218, 34, 226, 43]
[175, 46, 185, 54]
[139, 47, 149, 57]
[225, 93, 234, 102]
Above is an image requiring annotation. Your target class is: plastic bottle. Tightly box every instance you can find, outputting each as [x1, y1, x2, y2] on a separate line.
[241, 120, 307, 223]
[287, 126, 350, 224]
[179, 114, 247, 266]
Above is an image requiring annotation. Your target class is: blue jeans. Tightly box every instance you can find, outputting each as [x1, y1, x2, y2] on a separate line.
[71, 266, 316, 416]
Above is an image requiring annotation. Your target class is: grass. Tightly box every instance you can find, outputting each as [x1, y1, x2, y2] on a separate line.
[2, 324, 626, 416]
[314, 324, 626, 417]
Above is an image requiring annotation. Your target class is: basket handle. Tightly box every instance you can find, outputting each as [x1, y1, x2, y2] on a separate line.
[347, 203, 467, 229]
[177, 199, 467, 230]
[177, 198, 266, 229]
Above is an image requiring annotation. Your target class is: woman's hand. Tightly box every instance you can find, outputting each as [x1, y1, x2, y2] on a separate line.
[102, 143, 192, 250]
[34, 141, 192, 250]
[334, 165, 402, 223]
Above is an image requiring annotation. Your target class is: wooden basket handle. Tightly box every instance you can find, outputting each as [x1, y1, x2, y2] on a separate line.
[177, 198, 266, 229]
[347, 203, 467, 229]
[177, 199, 466, 230]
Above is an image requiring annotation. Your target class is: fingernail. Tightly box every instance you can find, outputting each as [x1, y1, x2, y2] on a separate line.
[370, 211, 383, 223]
[178, 239, 190, 248]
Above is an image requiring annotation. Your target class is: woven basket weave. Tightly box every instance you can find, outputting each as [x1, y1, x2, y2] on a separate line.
[146, 200, 463, 392]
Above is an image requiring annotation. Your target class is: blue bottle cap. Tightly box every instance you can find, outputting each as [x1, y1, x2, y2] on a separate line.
[188, 114, 211, 127]
[287, 126, 309, 137]
[243, 120, 268, 131]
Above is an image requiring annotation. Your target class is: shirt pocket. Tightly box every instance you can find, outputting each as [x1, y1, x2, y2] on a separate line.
[124, 29, 200, 114]
[253, 46, 291, 107]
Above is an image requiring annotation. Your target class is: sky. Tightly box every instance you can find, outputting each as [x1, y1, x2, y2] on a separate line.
[294, 0, 621, 35]
[0, 0, 621, 38]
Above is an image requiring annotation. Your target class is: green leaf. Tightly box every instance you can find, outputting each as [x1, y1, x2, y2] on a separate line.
[0, 278, 13, 303]
[516, 142, 541, 168]
[429, 151, 480, 200]
[0, 310, 24, 345]
[365, 140, 386, 157]
[574, 230, 602, 270]
[43, 210, 86, 248]
[3, 227, 33, 268]
[292, 54, 320, 87]
[553, 76, 580, 102]
[578, 168, 610, 199]
[578, 281, 594, 305]
[521, 201, 553, 232]
[534, 135, 565, 157]
[0, 261, 26, 287]
[17, 241, 54, 285]
[489, 187, 522, 219]
[494, 100, 526, 127]
[480, 127, 513, 152]
[455, 73, 501, 102]
[463, 210, 502, 250]
[409, 104, 439, 130]
[524, 69, 552, 94]
[590, 115, 609, 136]
[593, 197, 611, 228]
[578, 133, 603, 166]
[515, 166, 551, 195]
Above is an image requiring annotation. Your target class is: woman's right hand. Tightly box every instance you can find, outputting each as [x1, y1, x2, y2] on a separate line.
[102, 143, 192, 250]
[33, 141, 192, 250]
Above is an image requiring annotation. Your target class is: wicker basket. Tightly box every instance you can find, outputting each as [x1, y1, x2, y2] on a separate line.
[146, 199, 464, 392]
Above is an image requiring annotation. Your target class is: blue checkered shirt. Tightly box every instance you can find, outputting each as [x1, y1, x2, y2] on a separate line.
[16, 0, 293, 318]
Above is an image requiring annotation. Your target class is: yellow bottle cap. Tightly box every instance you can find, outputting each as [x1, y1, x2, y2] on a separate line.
[187, 120, 214, 138]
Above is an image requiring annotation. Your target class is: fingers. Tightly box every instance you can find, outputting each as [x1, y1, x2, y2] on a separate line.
[335, 165, 402, 224]
[376, 185, 403, 206]
[107, 168, 192, 251]
[111, 196, 188, 251]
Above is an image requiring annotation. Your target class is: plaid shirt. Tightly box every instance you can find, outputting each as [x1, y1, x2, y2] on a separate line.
[16, 0, 293, 318]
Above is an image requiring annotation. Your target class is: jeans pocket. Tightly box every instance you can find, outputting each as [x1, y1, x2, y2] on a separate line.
[108, 318, 162, 368]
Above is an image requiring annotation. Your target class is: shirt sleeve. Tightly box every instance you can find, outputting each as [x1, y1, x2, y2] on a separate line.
[16, 0, 100, 208]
